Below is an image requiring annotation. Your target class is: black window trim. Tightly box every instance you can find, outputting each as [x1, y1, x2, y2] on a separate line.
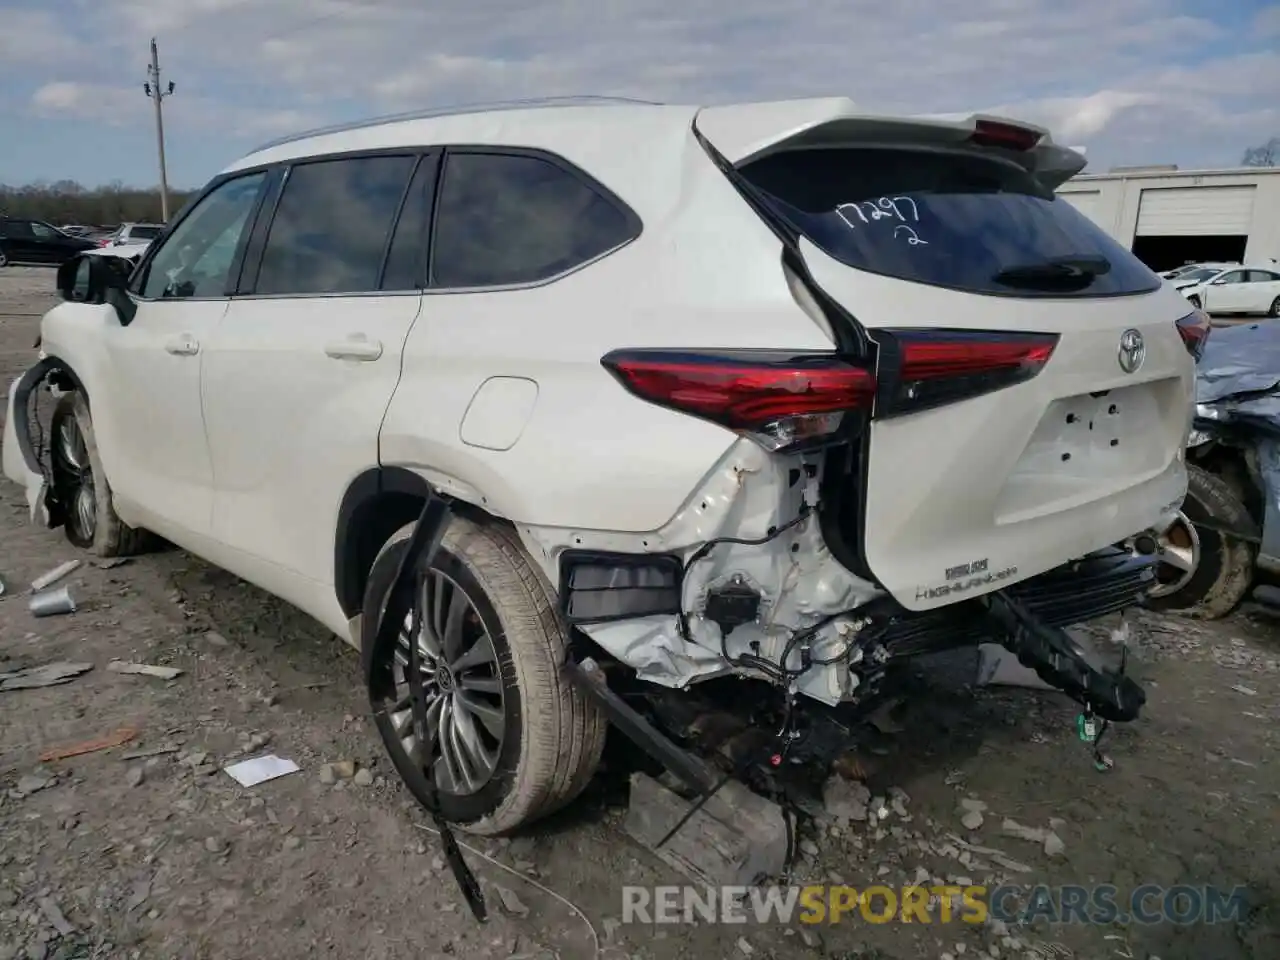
[128, 165, 276, 302]
[425, 144, 643, 294]
[234, 147, 429, 300]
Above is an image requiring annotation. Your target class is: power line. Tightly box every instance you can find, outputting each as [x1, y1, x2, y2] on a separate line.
[143, 37, 176, 221]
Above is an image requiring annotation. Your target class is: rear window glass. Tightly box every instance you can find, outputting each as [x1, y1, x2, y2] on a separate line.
[131, 225, 163, 240]
[739, 147, 1160, 298]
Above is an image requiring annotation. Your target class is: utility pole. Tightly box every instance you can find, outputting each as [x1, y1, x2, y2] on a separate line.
[143, 37, 176, 221]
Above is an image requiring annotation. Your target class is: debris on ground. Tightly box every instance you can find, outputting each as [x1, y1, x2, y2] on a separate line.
[224, 754, 300, 787]
[36, 896, 76, 937]
[1000, 817, 1066, 856]
[107, 660, 184, 680]
[823, 776, 873, 822]
[120, 744, 181, 761]
[97, 557, 132, 570]
[0, 661, 93, 692]
[353, 767, 374, 787]
[959, 798, 987, 831]
[492, 883, 530, 917]
[625, 771, 789, 886]
[15, 771, 56, 795]
[318, 760, 357, 784]
[125, 766, 146, 788]
[29, 585, 77, 617]
[38, 726, 138, 762]
[1232, 684, 1257, 696]
[30, 559, 82, 592]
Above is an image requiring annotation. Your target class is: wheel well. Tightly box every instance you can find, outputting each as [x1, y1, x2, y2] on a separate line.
[333, 467, 508, 619]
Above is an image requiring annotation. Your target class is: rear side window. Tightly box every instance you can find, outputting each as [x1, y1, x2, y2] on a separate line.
[431, 152, 637, 288]
[131, 225, 162, 240]
[739, 147, 1160, 298]
[255, 155, 416, 295]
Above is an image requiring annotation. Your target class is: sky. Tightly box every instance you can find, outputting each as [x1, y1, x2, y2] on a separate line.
[2, 0, 1278, 189]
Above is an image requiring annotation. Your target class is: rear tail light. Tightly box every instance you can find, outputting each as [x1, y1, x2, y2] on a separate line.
[602, 331, 1058, 451]
[970, 119, 1042, 152]
[600, 350, 874, 452]
[875, 329, 1059, 418]
[1176, 309, 1211, 360]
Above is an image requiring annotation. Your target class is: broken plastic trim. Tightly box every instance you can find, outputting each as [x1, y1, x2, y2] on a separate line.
[559, 551, 683, 624]
[986, 592, 1146, 723]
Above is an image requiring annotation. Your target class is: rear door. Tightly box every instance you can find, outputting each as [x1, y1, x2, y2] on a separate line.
[1245, 269, 1280, 314]
[203, 151, 432, 585]
[698, 110, 1194, 610]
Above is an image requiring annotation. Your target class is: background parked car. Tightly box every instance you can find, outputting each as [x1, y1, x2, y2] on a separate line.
[1176, 265, 1280, 317]
[98, 222, 164, 248]
[0, 216, 97, 266]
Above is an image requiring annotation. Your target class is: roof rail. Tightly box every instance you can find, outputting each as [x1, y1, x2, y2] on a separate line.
[249, 95, 666, 153]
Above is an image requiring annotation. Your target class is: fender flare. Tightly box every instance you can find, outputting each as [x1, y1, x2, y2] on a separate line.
[10, 355, 86, 474]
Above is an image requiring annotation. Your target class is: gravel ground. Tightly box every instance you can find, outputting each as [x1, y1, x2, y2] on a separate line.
[1, 265, 1277, 960]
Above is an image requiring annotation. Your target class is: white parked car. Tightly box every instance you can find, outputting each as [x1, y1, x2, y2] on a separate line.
[1160, 261, 1237, 281]
[1175, 265, 1280, 317]
[3, 97, 1200, 834]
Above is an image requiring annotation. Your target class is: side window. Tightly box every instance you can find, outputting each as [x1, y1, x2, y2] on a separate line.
[432, 152, 637, 288]
[137, 172, 267, 299]
[253, 155, 416, 295]
[1247, 270, 1279, 283]
[381, 154, 438, 291]
[31, 222, 59, 240]
[6, 221, 35, 239]
[1217, 271, 1246, 285]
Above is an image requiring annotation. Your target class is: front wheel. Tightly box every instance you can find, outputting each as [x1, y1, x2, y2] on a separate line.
[361, 517, 605, 835]
[1269, 297, 1279, 319]
[1144, 463, 1254, 619]
[0, 245, 9, 268]
[49, 393, 151, 556]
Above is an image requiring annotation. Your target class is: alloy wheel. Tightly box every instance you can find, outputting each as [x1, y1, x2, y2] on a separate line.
[1147, 509, 1200, 597]
[377, 568, 506, 796]
[53, 413, 97, 544]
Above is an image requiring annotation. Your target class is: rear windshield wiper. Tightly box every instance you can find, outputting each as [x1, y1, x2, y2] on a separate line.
[993, 255, 1112, 291]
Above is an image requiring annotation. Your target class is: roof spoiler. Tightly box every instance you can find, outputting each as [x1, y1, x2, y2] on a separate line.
[693, 98, 1087, 191]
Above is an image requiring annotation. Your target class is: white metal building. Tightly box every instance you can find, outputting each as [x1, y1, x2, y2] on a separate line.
[1055, 165, 1280, 271]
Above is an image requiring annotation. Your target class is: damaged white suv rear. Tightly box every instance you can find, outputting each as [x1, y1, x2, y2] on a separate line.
[3, 97, 1204, 835]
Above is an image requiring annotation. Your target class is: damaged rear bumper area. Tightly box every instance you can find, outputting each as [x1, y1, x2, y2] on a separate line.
[2, 363, 59, 527]
[529, 441, 1155, 726]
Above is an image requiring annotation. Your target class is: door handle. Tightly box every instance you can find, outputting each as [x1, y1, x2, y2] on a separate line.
[324, 336, 383, 361]
[164, 334, 199, 356]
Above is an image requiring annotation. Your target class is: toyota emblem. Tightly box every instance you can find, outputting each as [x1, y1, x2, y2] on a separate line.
[1118, 328, 1145, 373]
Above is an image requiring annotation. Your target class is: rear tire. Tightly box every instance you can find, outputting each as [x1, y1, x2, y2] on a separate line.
[1145, 464, 1254, 619]
[362, 516, 605, 835]
[49, 393, 151, 557]
[0, 246, 9, 268]
[1269, 297, 1279, 319]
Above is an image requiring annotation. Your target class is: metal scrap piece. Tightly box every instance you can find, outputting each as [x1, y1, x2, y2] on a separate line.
[0, 661, 94, 692]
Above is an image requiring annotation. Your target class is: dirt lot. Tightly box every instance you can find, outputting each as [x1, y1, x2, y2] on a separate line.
[1, 265, 1277, 960]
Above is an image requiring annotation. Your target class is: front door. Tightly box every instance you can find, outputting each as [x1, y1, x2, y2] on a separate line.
[203, 152, 432, 586]
[97, 170, 270, 542]
[1202, 269, 1249, 313]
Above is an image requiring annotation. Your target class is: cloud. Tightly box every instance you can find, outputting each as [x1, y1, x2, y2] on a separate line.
[10, 0, 1280, 182]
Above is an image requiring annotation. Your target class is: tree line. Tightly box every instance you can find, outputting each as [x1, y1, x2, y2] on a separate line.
[0, 181, 195, 227]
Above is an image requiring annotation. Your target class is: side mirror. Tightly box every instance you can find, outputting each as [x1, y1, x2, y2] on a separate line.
[1210, 278, 1227, 285]
[56, 254, 137, 326]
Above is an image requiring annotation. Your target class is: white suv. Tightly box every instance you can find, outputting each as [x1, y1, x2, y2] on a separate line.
[3, 97, 1203, 834]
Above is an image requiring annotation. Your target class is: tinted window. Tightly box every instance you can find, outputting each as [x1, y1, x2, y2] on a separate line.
[740, 147, 1161, 298]
[31, 222, 60, 240]
[255, 155, 415, 295]
[1216, 271, 1246, 284]
[1247, 270, 1280, 283]
[432, 152, 635, 288]
[381, 155, 437, 291]
[138, 172, 266, 299]
[131, 225, 163, 240]
[4, 221, 34, 239]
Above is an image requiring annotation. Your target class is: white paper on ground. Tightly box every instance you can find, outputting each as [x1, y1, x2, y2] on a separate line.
[223, 754, 300, 787]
